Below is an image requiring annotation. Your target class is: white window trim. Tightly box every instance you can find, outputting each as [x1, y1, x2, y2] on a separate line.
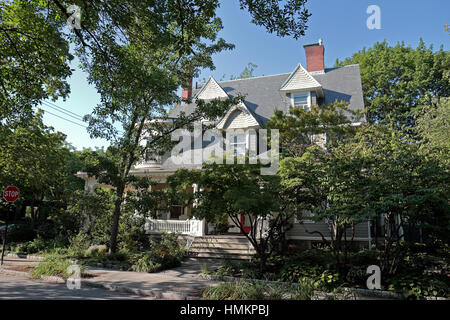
[227, 130, 248, 156]
[291, 91, 311, 110]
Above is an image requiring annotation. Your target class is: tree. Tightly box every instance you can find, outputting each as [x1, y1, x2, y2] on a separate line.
[239, 0, 311, 39]
[266, 101, 361, 157]
[0, 110, 79, 225]
[415, 98, 450, 167]
[230, 62, 259, 80]
[1, 0, 313, 253]
[168, 161, 282, 274]
[280, 124, 449, 272]
[0, 0, 73, 125]
[335, 40, 450, 130]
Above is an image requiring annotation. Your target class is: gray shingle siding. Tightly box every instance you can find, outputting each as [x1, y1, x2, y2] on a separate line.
[170, 64, 365, 127]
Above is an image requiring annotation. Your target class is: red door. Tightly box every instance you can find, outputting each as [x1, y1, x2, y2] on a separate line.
[240, 215, 252, 234]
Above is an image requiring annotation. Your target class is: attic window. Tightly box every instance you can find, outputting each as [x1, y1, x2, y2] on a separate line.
[293, 93, 310, 111]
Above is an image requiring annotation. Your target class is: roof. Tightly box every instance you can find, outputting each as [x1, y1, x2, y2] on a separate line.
[280, 64, 323, 93]
[171, 64, 365, 126]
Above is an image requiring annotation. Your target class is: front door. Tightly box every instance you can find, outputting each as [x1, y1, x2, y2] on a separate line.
[240, 215, 252, 234]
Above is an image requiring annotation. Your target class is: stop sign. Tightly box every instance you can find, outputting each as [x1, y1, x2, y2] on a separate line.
[3, 186, 20, 202]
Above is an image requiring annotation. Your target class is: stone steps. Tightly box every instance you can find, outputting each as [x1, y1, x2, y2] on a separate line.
[188, 235, 255, 260]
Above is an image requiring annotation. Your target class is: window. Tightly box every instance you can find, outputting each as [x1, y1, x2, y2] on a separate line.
[293, 93, 310, 111]
[230, 133, 246, 156]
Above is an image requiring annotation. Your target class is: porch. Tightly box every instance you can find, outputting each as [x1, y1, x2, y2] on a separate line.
[145, 218, 206, 237]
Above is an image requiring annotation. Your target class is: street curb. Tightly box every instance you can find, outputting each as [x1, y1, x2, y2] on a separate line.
[0, 267, 199, 300]
[0, 267, 65, 283]
[5, 253, 45, 261]
[83, 281, 197, 300]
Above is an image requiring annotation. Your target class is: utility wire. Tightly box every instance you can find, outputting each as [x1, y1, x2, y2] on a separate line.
[43, 100, 85, 119]
[37, 107, 88, 128]
[42, 101, 84, 122]
[41, 101, 85, 122]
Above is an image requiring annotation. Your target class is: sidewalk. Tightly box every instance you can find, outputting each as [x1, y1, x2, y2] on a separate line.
[0, 256, 222, 300]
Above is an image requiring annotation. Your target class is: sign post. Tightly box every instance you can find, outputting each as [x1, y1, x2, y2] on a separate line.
[1, 186, 20, 265]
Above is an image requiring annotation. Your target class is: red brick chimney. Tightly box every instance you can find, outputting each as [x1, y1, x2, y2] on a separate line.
[304, 39, 325, 73]
[181, 77, 192, 100]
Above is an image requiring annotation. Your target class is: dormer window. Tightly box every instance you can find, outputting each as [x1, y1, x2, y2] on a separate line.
[292, 92, 311, 111]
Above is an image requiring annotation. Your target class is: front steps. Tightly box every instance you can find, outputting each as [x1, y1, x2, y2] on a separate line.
[187, 235, 256, 260]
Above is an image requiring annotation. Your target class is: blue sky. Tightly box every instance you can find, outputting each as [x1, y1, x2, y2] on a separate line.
[40, 0, 450, 150]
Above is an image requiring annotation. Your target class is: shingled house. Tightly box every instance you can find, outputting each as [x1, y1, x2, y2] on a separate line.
[79, 41, 371, 257]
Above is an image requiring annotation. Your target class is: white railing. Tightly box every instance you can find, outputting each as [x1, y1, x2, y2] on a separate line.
[145, 219, 205, 236]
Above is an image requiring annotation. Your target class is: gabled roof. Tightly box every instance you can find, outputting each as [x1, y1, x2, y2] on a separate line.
[216, 101, 261, 129]
[171, 64, 365, 126]
[194, 76, 228, 100]
[280, 64, 323, 96]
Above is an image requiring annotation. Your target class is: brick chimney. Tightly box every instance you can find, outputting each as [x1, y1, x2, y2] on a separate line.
[303, 39, 325, 73]
[181, 77, 192, 100]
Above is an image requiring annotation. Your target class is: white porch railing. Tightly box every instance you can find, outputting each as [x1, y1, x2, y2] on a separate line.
[145, 219, 205, 236]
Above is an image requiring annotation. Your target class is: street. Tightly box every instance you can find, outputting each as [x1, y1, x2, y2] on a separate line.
[0, 274, 153, 300]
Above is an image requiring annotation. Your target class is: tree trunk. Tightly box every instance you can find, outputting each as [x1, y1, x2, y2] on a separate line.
[109, 184, 125, 253]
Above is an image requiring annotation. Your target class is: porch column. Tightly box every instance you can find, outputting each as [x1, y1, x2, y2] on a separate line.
[190, 183, 205, 236]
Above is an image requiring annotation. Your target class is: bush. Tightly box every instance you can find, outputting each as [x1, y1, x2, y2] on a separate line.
[202, 281, 266, 300]
[387, 274, 449, 299]
[279, 263, 341, 291]
[118, 214, 149, 252]
[31, 255, 84, 279]
[9, 237, 48, 255]
[202, 280, 316, 300]
[130, 233, 186, 273]
[68, 232, 92, 257]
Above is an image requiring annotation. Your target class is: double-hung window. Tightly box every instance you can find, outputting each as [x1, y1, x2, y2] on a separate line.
[293, 93, 310, 111]
[230, 133, 246, 156]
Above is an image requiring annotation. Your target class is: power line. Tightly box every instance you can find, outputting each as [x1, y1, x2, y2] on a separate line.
[41, 101, 85, 121]
[37, 107, 88, 128]
[41, 101, 85, 122]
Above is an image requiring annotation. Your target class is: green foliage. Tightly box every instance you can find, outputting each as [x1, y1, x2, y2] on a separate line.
[0, 110, 69, 202]
[239, 0, 311, 39]
[131, 233, 186, 273]
[336, 39, 450, 129]
[279, 264, 341, 291]
[67, 232, 92, 258]
[267, 101, 361, 157]
[169, 160, 282, 272]
[202, 281, 266, 300]
[201, 280, 316, 300]
[388, 275, 449, 299]
[0, 0, 73, 124]
[9, 236, 47, 255]
[31, 255, 83, 279]
[415, 98, 450, 167]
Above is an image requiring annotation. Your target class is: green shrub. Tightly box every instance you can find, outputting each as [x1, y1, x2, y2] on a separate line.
[131, 252, 163, 273]
[130, 233, 186, 273]
[202, 280, 316, 300]
[387, 274, 449, 299]
[68, 232, 92, 257]
[17, 237, 48, 254]
[202, 281, 266, 300]
[279, 263, 341, 290]
[215, 260, 241, 277]
[31, 255, 84, 279]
